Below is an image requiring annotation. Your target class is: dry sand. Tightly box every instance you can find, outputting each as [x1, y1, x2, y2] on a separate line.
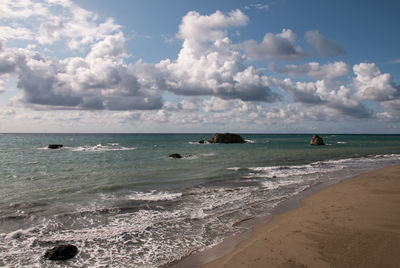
[201, 165, 400, 268]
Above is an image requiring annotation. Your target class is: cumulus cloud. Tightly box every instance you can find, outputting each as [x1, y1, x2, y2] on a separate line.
[0, 77, 6, 93]
[1, 0, 121, 50]
[305, 30, 346, 57]
[0, 0, 49, 18]
[378, 100, 400, 121]
[0, 1, 164, 111]
[164, 98, 201, 111]
[0, 34, 162, 110]
[277, 78, 371, 118]
[37, 5, 121, 50]
[0, 26, 33, 40]
[0, 41, 18, 74]
[1, 1, 400, 130]
[353, 63, 399, 101]
[239, 29, 307, 60]
[270, 61, 350, 80]
[178, 10, 248, 46]
[157, 10, 280, 102]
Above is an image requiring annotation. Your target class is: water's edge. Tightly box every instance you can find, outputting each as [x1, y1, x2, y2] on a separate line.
[168, 164, 394, 268]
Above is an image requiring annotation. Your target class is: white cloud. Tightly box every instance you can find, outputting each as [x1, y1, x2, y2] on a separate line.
[0, 1, 163, 112]
[0, 0, 49, 18]
[157, 10, 279, 102]
[239, 29, 307, 60]
[178, 9, 248, 48]
[243, 4, 269, 11]
[0, 26, 33, 40]
[1, 2, 400, 130]
[0, 41, 18, 74]
[270, 61, 350, 80]
[37, 5, 121, 50]
[277, 78, 371, 118]
[1, 0, 121, 50]
[202, 96, 256, 113]
[305, 30, 346, 57]
[0, 35, 162, 110]
[0, 78, 6, 93]
[378, 99, 400, 121]
[353, 62, 399, 101]
[0, 107, 15, 117]
[86, 32, 127, 60]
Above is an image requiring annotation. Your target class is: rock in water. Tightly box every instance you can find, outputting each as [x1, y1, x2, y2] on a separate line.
[208, 133, 245, 144]
[48, 144, 63, 149]
[310, 135, 325, 146]
[44, 244, 78, 261]
[169, 153, 182, 159]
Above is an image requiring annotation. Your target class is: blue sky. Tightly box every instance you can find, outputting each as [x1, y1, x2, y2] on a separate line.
[0, 0, 399, 133]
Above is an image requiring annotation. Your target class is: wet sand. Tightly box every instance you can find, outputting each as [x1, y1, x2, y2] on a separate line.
[200, 165, 400, 268]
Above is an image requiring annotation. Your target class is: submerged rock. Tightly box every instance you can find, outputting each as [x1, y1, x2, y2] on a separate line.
[169, 153, 182, 159]
[48, 144, 63, 149]
[198, 140, 205, 144]
[208, 133, 245, 144]
[310, 135, 325, 146]
[44, 244, 78, 261]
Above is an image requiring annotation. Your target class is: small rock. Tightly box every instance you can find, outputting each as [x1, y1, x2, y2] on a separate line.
[169, 153, 182, 159]
[48, 144, 63, 149]
[310, 135, 325, 146]
[198, 140, 205, 144]
[44, 244, 78, 261]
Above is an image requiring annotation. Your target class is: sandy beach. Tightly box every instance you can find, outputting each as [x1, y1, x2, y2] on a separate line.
[201, 165, 400, 268]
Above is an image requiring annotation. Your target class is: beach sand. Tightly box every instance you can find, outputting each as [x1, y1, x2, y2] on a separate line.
[201, 165, 400, 268]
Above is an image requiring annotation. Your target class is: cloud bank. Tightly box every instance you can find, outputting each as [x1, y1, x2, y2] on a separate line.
[0, 0, 399, 132]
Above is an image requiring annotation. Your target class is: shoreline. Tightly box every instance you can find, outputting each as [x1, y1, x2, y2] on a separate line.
[171, 164, 400, 268]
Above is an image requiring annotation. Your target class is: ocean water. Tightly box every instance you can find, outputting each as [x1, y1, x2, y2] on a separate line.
[1, 133, 400, 267]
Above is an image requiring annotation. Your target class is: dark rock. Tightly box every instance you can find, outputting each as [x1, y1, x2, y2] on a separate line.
[44, 244, 78, 261]
[208, 133, 245, 144]
[169, 153, 182, 159]
[48, 144, 63, 149]
[198, 140, 205, 144]
[310, 135, 325, 146]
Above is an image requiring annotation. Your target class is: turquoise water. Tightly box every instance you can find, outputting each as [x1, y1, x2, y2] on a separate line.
[1, 133, 400, 267]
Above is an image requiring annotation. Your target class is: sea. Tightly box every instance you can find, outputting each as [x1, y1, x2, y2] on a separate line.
[1, 133, 400, 267]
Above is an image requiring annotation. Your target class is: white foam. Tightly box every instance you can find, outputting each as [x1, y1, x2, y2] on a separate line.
[336, 141, 347, 144]
[67, 144, 136, 152]
[126, 190, 182, 201]
[184, 155, 199, 160]
[4, 153, 399, 267]
[202, 152, 216, 157]
[188, 141, 210, 144]
[190, 208, 207, 219]
[261, 178, 299, 189]
[245, 139, 255, 143]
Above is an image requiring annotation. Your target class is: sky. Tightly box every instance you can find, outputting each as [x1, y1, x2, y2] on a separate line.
[0, 0, 400, 133]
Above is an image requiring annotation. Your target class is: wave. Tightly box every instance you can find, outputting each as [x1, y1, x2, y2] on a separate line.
[171, 152, 215, 160]
[37, 143, 135, 152]
[4, 152, 400, 267]
[188, 141, 210, 144]
[67, 144, 136, 152]
[125, 190, 182, 201]
[228, 154, 400, 187]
